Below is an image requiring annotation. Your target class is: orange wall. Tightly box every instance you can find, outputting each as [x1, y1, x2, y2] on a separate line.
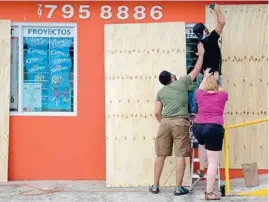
[3, 1, 267, 180]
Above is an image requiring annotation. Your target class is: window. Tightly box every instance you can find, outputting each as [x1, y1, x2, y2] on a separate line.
[10, 23, 77, 116]
[185, 23, 199, 72]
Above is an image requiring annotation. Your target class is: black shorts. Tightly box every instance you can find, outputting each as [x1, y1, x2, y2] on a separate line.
[193, 123, 224, 151]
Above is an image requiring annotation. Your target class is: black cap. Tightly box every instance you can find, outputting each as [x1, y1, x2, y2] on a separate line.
[159, 70, 171, 85]
[193, 23, 206, 41]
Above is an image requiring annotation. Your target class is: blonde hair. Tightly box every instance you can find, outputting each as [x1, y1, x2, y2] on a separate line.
[204, 75, 218, 91]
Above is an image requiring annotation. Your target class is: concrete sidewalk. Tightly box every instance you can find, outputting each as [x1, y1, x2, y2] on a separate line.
[0, 175, 267, 202]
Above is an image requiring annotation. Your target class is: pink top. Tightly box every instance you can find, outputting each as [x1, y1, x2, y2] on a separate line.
[194, 89, 228, 126]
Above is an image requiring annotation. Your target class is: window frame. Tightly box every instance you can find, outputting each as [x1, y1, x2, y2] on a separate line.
[10, 22, 78, 117]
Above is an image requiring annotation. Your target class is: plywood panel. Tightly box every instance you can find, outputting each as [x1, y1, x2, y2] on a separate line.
[0, 20, 11, 182]
[105, 22, 191, 187]
[206, 5, 268, 169]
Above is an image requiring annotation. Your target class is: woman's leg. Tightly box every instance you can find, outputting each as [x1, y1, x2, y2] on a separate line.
[203, 124, 224, 200]
[198, 144, 207, 171]
[206, 150, 220, 193]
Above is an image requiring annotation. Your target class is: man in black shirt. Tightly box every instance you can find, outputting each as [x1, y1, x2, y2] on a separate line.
[193, 4, 225, 86]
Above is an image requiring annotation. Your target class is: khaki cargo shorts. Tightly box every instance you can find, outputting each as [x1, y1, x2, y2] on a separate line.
[155, 118, 190, 157]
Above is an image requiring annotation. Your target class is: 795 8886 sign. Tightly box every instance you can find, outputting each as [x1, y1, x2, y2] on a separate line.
[37, 4, 163, 20]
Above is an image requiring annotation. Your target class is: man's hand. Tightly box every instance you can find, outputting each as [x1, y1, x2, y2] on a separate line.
[155, 101, 163, 123]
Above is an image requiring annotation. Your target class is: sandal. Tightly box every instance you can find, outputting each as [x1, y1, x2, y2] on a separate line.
[174, 186, 189, 196]
[205, 192, 221, 200]
[149, 185, 159, 194]
[196, 169, 205, 178]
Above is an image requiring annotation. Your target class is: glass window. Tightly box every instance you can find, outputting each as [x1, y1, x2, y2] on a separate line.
[10, 24, 77, 116]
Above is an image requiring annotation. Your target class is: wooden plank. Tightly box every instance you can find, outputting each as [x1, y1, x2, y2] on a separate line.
[105, 22, 191, 187]
[0, 20, 11, 182]
[206, 5, 268, 169]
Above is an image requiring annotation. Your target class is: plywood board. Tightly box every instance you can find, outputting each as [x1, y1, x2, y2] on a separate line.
[0, 20, 11, 182]
[105, 22, 191, 187]
[206, 5, 268, 169]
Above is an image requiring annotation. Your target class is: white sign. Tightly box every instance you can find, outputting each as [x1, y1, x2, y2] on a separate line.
[38, 4, 163, 21]
[23, 27, 74, 37]
[23, 83, 42, 112]
[186, 24, 197, 39]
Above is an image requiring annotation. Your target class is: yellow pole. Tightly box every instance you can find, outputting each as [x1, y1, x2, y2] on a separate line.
[224, 130, 230, 195]
[223, 118, 268, 196]
[225, 118, 268, 130]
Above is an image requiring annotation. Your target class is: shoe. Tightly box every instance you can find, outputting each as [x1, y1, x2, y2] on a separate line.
[174, 186, 189, 196]
[149, 185, 159, 194]
[196, 169, 205, 178]
[205, 192, 221, 200]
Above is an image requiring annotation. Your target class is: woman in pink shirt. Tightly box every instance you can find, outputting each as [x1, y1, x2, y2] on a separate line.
[193, 68, 228, 200]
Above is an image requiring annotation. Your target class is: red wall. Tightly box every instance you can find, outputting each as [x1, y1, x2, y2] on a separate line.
[2, 1, 267, 180]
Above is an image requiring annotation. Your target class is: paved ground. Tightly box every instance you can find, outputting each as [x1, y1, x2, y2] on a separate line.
[0, 176, 267, 202]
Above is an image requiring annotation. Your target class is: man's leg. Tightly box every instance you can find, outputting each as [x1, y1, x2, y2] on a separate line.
[150, 119, 172, 194]
[176, 157, 185, 187]
[192, 87, 198, 114]
[188, 92, 194, 114]
[193, 73, 203, 115]
[150, 157, 167, 194]
[172, 119, 190, 195]
[153, 156, 166, 187]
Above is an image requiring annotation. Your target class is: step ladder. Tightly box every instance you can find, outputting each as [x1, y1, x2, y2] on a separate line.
[189, 117, 221, 191]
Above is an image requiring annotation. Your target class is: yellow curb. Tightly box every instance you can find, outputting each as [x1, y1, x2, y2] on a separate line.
[237, 188, 268, 197]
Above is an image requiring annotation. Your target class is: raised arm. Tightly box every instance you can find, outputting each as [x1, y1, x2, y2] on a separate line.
[212, 4, 226, 35]
[199, 68, 212, 90]
[189, 42, 205, 81]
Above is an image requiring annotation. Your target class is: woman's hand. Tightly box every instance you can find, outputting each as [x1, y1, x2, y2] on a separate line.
[214, 71, 219, 80]
[203, 68, 212, 78]
[196, 42, 205, 56]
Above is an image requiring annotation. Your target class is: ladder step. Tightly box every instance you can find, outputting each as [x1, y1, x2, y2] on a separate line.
[193, 158, 199, 162]
[192, 174, 220, 179]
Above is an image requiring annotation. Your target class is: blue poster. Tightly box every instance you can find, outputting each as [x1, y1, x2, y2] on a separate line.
[48, 38, 73, 111]
[24, 37, 49, 109]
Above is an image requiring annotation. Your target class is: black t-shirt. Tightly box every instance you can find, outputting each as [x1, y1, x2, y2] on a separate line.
[201, 30, 222, 75]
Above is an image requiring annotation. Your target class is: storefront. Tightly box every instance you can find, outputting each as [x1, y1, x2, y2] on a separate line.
[1, 1, 267, 181]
